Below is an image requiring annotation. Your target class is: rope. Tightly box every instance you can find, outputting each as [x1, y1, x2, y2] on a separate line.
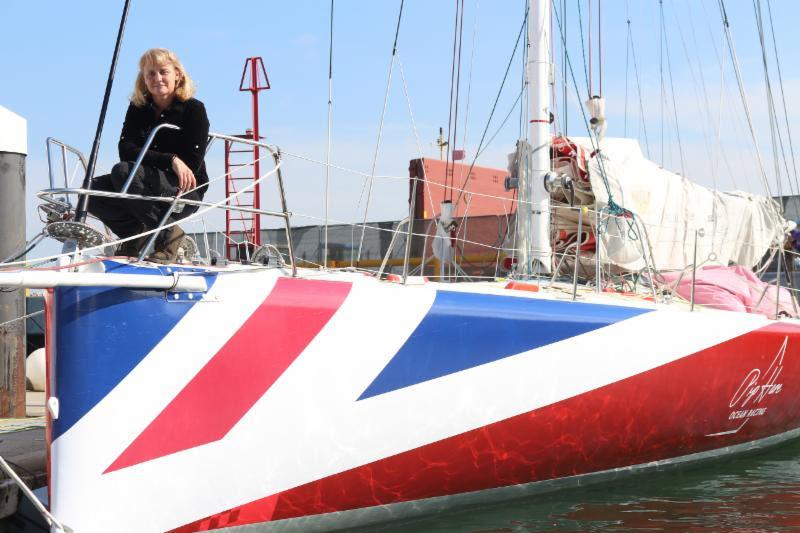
[1, 230, 47, 263]
[0, 311, 44, 330]
[355, 0, 405, 265]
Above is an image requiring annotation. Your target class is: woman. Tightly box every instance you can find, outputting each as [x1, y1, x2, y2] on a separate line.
[88, 48, 210, 263]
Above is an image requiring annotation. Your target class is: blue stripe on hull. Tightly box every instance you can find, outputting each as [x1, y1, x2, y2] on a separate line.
[359, 290, 651, 400]
[52, 262, 215, 439]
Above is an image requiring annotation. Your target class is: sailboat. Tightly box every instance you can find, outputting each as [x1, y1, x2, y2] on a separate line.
[2, 1, 800, 532]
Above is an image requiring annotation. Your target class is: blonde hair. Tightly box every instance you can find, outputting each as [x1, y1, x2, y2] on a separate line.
[130, 48, 195, 107]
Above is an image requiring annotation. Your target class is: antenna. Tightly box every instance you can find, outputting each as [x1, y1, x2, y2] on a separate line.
[435, 127, 449, 160]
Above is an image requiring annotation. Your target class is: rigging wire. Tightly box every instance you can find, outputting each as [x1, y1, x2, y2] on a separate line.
[323, 0, 334, 267]
[452, 7, 528, 209]
[451, 0, 466, 201]
[598, 0, 602, 96]
[660, 3, 686, 176]
[692, 0, 746, 191]
[552, 1, 642, 287]
[694, 0, 746, 190]
[714, 25, 730, 190]
[576, 0, 591, 99]
[716, 0, 774, 200]
[755, 0, 798, 200]
[562, 0, 567, 134]
[765, 0, 800, 197]
[588, 0, 592, 96]
[626, 12, 651, 159]
[659, 0, 664, 167]
[396, 52, 437, 280]
[623, 5, 630, 137]
[673, 0, 719, 187]
[753, 0, 787, 199]
[460, 0, 480, 161]
[552, 0, 631, 219]
[445, 0, 466, 202]
[476, 87, 525, 159]
[549, 3, 558, 139]
[355, 0, 405, 264]
[445, 0, 460, 192]
[523, 0, 530, 137]
[518, 0, 529, 141]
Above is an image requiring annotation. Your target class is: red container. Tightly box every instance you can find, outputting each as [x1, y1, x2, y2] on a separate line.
[408, 158, 516, 220]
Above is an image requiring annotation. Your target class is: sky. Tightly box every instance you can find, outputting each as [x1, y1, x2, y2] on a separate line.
[2, 0, 800, 251]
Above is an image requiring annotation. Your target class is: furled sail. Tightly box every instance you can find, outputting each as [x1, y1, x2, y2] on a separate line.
[549, 137, 787, 273]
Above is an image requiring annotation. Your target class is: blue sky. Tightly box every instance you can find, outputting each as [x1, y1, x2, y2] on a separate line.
[2, 0, 800, 244]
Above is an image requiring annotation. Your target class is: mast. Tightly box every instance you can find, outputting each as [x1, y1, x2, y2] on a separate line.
[519, 0, 552, 275]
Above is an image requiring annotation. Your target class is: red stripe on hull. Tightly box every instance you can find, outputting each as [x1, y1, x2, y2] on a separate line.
[106, 278, 352, 473]
[173, 322, 800, 532]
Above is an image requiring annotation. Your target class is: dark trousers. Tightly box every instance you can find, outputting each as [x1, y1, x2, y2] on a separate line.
[87, 161, 201, 240]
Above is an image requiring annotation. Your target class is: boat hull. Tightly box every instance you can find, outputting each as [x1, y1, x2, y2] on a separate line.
[45, 262, 800, 532]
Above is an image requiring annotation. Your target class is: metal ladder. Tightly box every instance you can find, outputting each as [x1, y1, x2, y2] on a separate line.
[224, 132, 261, 261]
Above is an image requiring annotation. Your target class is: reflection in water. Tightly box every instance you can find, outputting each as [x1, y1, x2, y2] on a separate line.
[366, 438, 800, 532]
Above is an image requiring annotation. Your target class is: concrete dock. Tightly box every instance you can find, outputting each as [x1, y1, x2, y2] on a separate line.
[0, 392, 47, 523]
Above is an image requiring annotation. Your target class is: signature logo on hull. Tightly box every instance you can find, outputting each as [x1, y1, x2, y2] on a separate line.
[706, 336, 786, 437]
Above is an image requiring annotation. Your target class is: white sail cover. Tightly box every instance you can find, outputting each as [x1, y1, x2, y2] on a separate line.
[565, 138, 786, 272]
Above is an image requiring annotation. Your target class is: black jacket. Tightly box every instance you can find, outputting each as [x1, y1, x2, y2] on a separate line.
[118, 97, 210, 189]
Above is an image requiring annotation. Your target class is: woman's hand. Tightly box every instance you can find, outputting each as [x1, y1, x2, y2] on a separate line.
[171, 156, 196, 193]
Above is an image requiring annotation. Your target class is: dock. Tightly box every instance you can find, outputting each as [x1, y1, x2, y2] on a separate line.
[0, 392, 47, 521]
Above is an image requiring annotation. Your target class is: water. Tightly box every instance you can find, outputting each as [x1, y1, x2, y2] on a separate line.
[366, 439, 800, 532]
[8, 442, 800, 532]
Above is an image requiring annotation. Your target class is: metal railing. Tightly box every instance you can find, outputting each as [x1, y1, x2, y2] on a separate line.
[40, 128, 297, 276]
[377, 217, 409, 279]
[120, 123, 180, 193]
[45, 137, 89, 207]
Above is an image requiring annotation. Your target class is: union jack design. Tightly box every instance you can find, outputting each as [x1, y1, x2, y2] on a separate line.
[46, 261, 800, 532]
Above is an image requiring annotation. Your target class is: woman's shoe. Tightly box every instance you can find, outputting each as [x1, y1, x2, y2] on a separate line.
[146, 226, 186, 264]
[115, 235, 149, 258]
